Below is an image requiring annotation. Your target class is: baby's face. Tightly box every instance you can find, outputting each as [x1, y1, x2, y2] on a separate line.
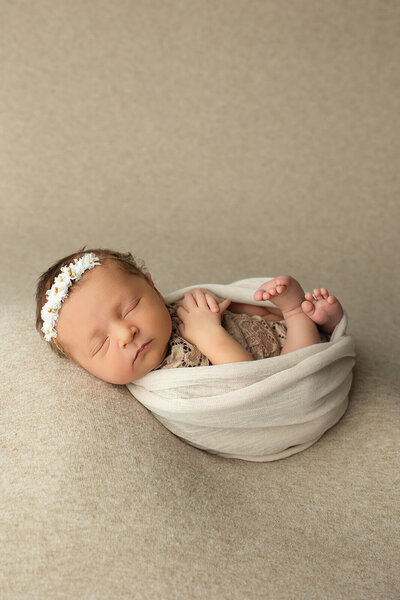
[55, 262, 172, 384]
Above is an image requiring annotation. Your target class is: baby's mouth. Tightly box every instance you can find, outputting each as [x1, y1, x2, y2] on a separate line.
[134, 341, 152, 362]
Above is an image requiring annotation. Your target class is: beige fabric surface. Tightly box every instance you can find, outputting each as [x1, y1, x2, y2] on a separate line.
[1, 1, 399, 599]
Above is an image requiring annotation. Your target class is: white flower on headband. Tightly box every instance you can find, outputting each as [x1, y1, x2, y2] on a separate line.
[41, 252, 101, 342]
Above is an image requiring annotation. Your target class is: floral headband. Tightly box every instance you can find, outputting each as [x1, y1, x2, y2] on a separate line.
[41, 252, 101, 341]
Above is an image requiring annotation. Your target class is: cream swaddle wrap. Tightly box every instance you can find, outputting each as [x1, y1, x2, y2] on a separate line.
[126, 277, 356, 462]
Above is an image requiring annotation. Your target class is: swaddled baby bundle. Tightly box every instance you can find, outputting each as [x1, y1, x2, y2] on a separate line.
[126, 277, 356, 462]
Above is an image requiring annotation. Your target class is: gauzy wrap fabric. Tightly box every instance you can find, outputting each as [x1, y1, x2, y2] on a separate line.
[126, 278, 356, 462]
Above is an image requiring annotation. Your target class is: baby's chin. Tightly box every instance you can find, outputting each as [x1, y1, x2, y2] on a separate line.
[93, 365, 151, 386]
[92, 372, 133, 385]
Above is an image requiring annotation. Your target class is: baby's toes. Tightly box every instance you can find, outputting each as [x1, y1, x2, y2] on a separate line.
[275, 284, 287, 294]
[321, 288, 329, 299]
[301, 299, 315, 315]
[254, 287, 272, 301]
[304, 291, 315, 302]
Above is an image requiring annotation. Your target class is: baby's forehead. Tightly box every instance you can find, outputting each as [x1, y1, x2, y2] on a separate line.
[75, 265, 145, 300]
[101, 267, 143, 286]
[109, 269, 151, 295]
[99, 261, 143, 281]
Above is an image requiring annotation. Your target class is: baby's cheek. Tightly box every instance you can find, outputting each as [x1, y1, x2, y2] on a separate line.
[122, 357, 136, 379]
[106, 362, 133, 385]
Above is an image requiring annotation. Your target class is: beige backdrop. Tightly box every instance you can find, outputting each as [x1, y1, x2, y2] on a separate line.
[1, 1, 399, 598]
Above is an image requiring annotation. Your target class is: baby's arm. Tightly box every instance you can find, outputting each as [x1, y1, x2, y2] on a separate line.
[198, 328, 254, 365]
[176, 289, 254, 365]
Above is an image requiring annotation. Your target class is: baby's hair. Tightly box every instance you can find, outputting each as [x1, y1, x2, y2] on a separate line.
[35, 246, 148, 360]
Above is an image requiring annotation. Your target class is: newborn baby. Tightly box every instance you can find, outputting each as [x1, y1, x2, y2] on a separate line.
[35, 247, 343, 385]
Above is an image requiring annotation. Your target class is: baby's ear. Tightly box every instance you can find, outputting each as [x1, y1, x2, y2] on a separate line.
[144, 272, 162, 296]
[144, 272, 154, 286]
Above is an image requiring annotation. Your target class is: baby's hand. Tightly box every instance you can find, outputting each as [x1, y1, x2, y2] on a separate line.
[185, 288, 227, 313]
[176, 289, 231, 348]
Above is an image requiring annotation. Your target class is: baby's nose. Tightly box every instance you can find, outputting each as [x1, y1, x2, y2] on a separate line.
[117, 324, 138, 347]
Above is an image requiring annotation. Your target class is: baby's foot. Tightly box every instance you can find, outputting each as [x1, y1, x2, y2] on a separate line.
[254, 275, 305, 317]
[301, 288, 343, 334]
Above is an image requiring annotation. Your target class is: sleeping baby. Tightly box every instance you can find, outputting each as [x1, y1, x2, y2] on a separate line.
[35, 247, 344, 386]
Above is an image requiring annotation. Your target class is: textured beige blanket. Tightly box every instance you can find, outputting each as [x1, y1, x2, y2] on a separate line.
[127, 278, 356, 462]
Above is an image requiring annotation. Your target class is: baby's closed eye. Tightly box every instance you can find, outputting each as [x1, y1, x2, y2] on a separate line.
[123, 298, 140, 316]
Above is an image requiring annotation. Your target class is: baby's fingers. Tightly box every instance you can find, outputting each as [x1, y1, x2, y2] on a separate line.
[204, 292, 220, 312]
[176, 305, 186, 319]
[218, 298, 231, 313]
[181, 290, 202, 309]
[195, 288, 221, 312]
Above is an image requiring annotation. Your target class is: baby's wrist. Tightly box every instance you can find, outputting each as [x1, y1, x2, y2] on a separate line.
[194, 324, 225, 355]
[197, 327, 253, 365]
